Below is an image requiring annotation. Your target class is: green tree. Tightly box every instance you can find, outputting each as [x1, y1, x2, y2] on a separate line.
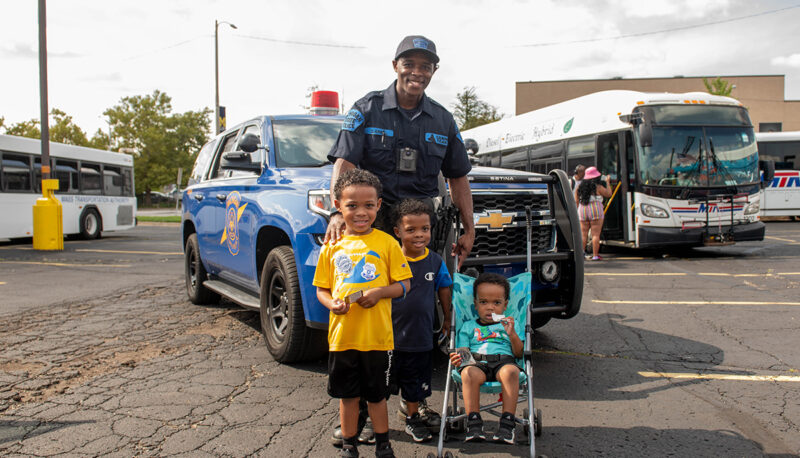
[703, 77, 734, 96]
[452, 86, 503, 131]
[2, 109, 94, 146]
[104, 90, 211, 202]
[5, 118, 41, 139]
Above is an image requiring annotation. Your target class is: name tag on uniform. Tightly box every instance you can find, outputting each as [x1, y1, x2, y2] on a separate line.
[425, 132, 448, 146]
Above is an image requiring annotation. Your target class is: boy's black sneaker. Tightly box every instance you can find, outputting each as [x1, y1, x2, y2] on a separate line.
[405, 412, 433, 443]
[397, 399, 442, 429]
[339, 444, 359, 458]
[375, 442, 395, 458]
[464, 413, 486, 442]
[493, 413, 516, 444]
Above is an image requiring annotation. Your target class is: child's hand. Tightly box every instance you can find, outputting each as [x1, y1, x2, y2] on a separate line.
[449, 352, 462, 367]
[330, 298, 350, 315]
[501, 316, 516, 336]
[356, 289, 380, 308]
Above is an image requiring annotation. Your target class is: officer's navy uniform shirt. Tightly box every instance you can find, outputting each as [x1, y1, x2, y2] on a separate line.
[391, 249, 452, 352]
[328, 81, 472, 204]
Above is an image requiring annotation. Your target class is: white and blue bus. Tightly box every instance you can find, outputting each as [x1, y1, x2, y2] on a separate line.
[462, 90, 767, 248]
[756, 131, 800, 219]
[0, 134, 136, 240]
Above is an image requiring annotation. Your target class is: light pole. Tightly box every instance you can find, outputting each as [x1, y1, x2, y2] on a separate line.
[215, 20, 237, 134]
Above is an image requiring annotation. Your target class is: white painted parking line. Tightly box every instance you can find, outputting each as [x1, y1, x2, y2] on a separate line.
[639, 371, 800, 382]
[594, 299, 800, 306]
[76, 249, 183, 255]
[0, 261, 131, 268]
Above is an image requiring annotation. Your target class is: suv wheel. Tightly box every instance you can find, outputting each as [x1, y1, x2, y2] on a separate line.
[184, 233, 219, 304]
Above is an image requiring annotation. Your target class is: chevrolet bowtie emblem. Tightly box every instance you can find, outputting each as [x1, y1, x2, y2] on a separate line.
[475, 210, 515, 231]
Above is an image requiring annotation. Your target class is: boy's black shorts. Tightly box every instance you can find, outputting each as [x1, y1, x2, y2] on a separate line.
[388, 350, 432, 403]
[458, 355, 520, 382]
[328, 350, 390, 403]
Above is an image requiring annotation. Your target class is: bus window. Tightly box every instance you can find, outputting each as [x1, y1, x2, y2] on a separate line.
[122, 168, 134, 196]
[567, 137, 594, 172]
[104, 166, 124, 196]
[33, 157, 43, 193]
[2, 153, 32, 192]
[81, 162, 103, 194]
[502, 147, 529, 171]
[530, 141, 564, 173]
[55, 159, 80, 193]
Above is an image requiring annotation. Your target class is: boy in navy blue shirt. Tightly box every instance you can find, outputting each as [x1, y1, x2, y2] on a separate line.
[389, 199, 453, 443]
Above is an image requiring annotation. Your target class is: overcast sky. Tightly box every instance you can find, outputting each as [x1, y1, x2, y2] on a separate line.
[2, 0, 799, 137]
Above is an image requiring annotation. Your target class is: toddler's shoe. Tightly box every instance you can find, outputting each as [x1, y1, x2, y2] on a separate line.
[464, 412, 486, 442]
[493, 412, 516, 444]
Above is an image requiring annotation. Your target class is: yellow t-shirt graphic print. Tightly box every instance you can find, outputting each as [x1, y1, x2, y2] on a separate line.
[313, 230, 412, 351]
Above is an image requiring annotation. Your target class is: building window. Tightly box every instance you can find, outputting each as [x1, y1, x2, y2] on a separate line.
[759, 122, 782, 133]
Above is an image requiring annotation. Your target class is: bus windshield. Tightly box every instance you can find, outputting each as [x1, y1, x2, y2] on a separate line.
[639, 124, 759, 187]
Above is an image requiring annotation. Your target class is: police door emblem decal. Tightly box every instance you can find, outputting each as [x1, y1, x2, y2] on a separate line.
[220, 191, 248, 255]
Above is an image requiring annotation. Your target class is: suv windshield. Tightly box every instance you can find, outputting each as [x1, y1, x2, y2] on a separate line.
[638, 106, 758, 187]
[272, 118, 342, 167]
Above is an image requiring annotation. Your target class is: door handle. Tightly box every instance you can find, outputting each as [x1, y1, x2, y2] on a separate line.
[193, 194, 204, 201]
[216, 193, 227, 202]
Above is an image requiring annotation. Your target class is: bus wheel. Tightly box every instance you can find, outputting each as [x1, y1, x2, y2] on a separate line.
[79, 208, 101, 240]
[260, 246, 321, 363]
[184, 233, 219, 304]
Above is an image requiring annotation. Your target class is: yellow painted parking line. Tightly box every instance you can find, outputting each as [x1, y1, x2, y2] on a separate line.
[76, 249, 183, 255]
[639, 371, 800, 382]
[586, 272, 686, 276]
[0, 261, 130, 268]
[589, 272, 800, 277]
[766, 235, 798, 243]
[594, 299, 800, 306]
[0, 281, 5, 285]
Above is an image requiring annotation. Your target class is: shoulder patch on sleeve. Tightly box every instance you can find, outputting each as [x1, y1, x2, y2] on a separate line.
[342, 109, 365, 132]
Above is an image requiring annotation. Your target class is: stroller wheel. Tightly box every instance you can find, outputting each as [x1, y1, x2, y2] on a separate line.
[444, 452, 455, 458]
[535, 408, 543, 437]
[425, 453, 436, 458]
[522, 408, 531, 444]
[445, 407, 466, 433]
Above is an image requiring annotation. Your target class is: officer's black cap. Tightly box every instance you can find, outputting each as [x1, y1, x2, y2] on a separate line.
[394, 35, 439, 64]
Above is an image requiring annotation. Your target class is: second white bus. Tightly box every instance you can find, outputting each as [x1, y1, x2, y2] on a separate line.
[756, 131, 800, 219]
[462, 90, 767, 248]
[0, 134, 136, 240]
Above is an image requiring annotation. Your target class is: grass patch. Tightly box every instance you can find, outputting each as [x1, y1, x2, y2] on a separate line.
[137, 215, 181, 223]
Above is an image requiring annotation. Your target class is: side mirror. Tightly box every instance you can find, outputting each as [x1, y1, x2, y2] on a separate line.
[759, 160, 775, 188]
[238, 133, 261, 153]
[638, 119, 653, 148]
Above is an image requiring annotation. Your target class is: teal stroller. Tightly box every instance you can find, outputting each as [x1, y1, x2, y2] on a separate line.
[429, 212, 542, 458]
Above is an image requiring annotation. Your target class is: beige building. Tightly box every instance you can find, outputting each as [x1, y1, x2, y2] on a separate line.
[516, 75, 800, 132]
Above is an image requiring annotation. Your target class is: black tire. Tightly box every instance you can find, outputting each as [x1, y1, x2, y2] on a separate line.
[532, 315, 551, 329]
[79, 208, 101, 240]
[444, 452, 454, 458]
[184, 233, 220, 305]
[260, 246, 325, 363]
[535, 408, 543, 437]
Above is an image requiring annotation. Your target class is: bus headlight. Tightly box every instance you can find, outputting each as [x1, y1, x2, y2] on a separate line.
[744, 201, 760, 215]
[308, 190, 332, 218]
[641, 203, 668, 218]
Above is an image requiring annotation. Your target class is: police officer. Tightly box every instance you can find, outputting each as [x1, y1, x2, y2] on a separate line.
[325, 34, 475, 267]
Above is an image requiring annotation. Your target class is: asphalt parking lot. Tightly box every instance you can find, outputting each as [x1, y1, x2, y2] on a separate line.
[1, 221, 798, 457]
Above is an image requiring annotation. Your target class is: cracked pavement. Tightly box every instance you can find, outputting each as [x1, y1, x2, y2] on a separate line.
[1, 223, 799, 457]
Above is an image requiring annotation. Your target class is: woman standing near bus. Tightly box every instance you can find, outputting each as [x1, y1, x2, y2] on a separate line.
[575, 167, 612, 260]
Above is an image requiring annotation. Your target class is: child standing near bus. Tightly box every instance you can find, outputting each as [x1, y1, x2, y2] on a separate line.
[314, 169, 412, 458]
[389, 199, 453, 443]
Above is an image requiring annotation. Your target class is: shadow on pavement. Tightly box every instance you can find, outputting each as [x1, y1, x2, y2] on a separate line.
[0, 419, 94, 445]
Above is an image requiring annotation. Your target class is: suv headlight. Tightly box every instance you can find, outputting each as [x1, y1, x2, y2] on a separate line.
[308, 190, 332, 218]
[641, 203, 669, 218]
[744, 201, 760, 215]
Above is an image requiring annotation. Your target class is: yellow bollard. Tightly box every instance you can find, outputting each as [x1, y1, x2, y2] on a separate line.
[33, 179, 64, 250]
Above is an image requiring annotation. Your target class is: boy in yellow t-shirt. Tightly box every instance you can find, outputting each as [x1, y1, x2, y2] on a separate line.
[313, 169, 412, 458]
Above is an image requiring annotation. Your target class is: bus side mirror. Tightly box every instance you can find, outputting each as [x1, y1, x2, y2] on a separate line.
[759, 160, 775, 188]
[638, 120, 653, 148]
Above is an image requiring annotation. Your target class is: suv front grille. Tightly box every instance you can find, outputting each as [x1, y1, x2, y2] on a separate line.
[471, 192, 552, 257]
